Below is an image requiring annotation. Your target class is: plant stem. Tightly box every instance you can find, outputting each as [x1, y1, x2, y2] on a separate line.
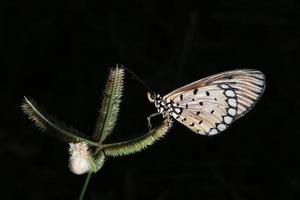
[79, 172, 92, 200]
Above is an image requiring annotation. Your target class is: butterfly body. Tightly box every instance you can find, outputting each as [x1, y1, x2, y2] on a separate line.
[150, 94, 182, 118]
[148, 69, 265, 136]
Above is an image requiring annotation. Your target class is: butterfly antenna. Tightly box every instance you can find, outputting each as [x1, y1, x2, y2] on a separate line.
[120, 64, 153, 92]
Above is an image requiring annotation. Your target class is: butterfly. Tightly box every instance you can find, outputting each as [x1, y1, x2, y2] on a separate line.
[147, 69, 266, 136]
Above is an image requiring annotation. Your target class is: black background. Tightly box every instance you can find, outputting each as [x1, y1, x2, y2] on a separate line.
[2, 0, 300, 199]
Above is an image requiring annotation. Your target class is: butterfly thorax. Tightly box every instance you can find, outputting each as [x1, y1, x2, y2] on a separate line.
[154, 94, 183, 118]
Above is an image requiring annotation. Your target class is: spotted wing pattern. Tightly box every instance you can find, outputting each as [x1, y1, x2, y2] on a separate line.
[164, 69, 265, 136]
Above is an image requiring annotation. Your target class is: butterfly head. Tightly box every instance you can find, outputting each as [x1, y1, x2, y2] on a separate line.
[147, 91, 168, 115]
[147, 91, 157, 103]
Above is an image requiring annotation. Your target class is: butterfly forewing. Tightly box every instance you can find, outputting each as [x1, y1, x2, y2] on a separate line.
[164, 69, 265, 136]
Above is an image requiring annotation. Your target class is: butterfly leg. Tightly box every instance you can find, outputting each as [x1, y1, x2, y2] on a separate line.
[147, 112, 161, 131]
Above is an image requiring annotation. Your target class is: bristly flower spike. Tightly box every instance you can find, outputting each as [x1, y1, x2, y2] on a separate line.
[22, 64, 173, 199]
[22, 64, 171, 175]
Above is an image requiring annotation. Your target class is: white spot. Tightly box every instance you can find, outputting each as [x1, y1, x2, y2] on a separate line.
[228, 98, 237, 107]
[225, 90, 235, 97]
[217, 124, 226, 131]
[175, 108, 181, 113]
[161, 101, 165, 106]
[253, 73, 264, 79]
[209, 129, 218, 135]
[228, 108, 236, 116]
[224, 116, 233, 124]
[158, 107, 164, 113]
[171, 112, 178, 118]
[166, 99, 171, 103]
[255, 79, 264, 86]
[220, 84, 229, 89]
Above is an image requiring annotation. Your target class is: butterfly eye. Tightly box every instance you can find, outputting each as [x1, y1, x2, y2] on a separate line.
[147, 91, 156, 103]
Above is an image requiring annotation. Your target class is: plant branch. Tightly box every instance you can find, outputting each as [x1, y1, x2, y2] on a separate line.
[93, 64, 124, 142]
[21, 96, 100, 147]
[79, 171, 92, 200]
[102, 119, 172, 157]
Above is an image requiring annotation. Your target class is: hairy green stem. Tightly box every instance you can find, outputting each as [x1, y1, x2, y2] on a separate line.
[79, 172, 92, 200]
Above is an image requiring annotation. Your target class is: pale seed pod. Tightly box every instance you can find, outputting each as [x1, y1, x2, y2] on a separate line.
[68, 142, 92, 175]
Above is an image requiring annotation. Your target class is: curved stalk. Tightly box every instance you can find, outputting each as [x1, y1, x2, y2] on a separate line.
[79, 172, 92, 200]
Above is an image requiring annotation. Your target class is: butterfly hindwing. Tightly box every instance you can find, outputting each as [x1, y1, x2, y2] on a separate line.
[164, 69, 265, 136]
[210, 69, 265, 118]
[168, 84, 238, 135]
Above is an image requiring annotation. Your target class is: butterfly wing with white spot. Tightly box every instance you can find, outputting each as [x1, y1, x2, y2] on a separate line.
[164, 69, 265, 136]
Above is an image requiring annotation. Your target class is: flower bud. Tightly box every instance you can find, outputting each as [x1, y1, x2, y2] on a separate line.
[68, 142, 91, 175]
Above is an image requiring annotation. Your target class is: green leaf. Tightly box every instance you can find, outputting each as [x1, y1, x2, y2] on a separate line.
[101, 119, 172, 157]
[93, 65, 124, 142]
[22, 96, 100, 147]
